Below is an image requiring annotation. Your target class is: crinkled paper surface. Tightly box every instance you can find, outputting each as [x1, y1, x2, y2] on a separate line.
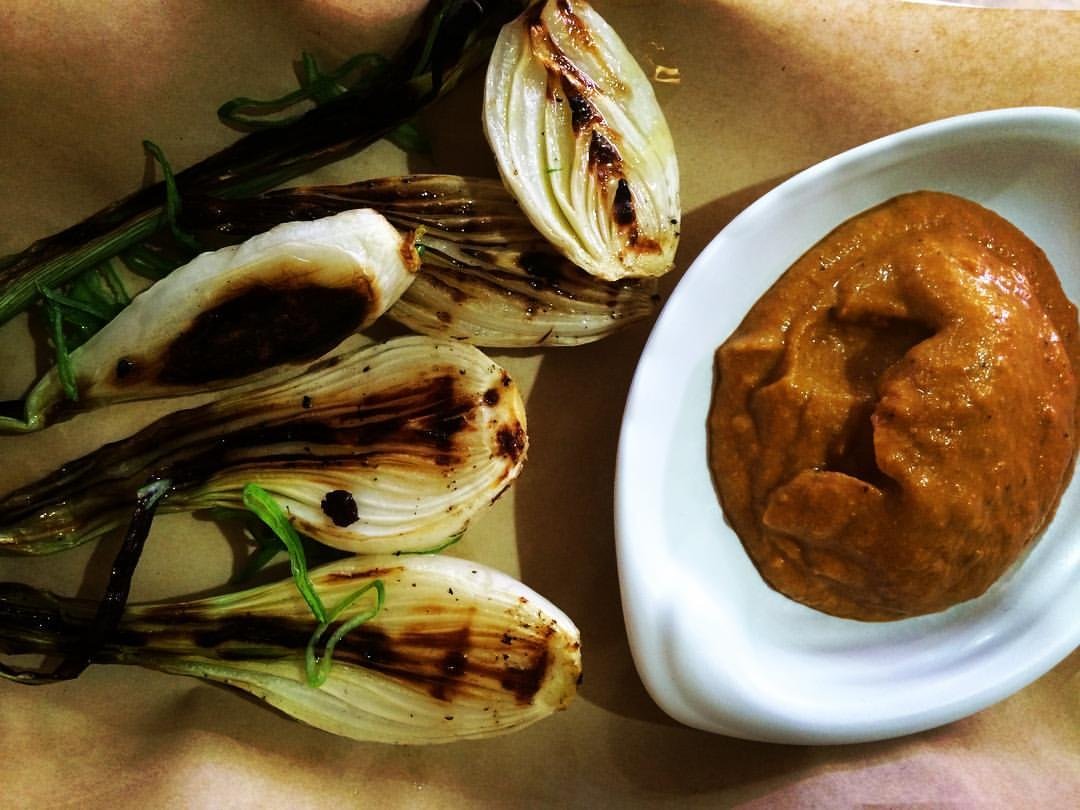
[0, 1, 1077, 807]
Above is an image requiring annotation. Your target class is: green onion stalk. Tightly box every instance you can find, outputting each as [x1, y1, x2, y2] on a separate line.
[0, 0, 528, 327]
[0, 478, 170, 684]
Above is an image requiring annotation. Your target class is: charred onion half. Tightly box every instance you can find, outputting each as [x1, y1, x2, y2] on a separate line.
[0, 336, 527, 556]
[185, 174, 660, 346]
[483, 0, 680, 281]
[2, 210, 419, 434]
[0, 553, 582, 744]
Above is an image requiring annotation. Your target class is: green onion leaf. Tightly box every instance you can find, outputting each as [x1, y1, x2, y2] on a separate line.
[386, 121, 431, 154]
[67, 261, 128, 313]
[393, 531, 463, 556]
[142, 140, 202, 255]
[242, 483, 327, 623]
[121, 243, 185, 280]
[40, 289, 79, 402]
[0, 2, 526, 326]
[35, 260, 134, 387]
[411, 2, 447, 78]
[230, 522, 285, 584]
[99, 262, 132, 307]
[305, 579, 385, 687]
[218, 51, 392, 131]
[0, 478, 171, 683]
[217, 48, 431, 156]
[241, 483, 386, 687]
[216, 88, 313, 130]
[51, 478, 171, 679]
[38, 284, 114, 323]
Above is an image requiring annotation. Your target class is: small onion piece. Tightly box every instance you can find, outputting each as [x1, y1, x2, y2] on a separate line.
[5, 209, 419, 434]
[0, 336, 527, 556]
[394, 229, 659, 346]
[367, 175, 661, 345]
[484, 0, 680, 281]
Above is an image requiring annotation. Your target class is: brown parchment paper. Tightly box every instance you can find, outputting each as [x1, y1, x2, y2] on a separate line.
[1, 1, 1078, 807]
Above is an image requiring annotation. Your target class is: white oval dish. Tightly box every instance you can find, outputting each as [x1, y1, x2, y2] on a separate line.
[614, 107, 1080, 744]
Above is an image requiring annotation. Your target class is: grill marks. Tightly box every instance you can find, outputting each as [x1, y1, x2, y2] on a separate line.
[401, 238, 658, 340]
[158, 284, 371, 386]
[394, 239, 659, 347]
[251, 176, 538, 244]
[185, 173, 659, 343]
[0, 349, 525, 534]
[109, 375, 478, 488]
[110, 280, 372, 388]
[532, 3, 653, 254]
[321, 489, 360, 527]
[564, 76, 599, 132]
[163, 372, 498, 482]
[122, 606, 557, 706]
[612, 179, 634, 227]
[186, 176, 540, 249]
[496, 424, 527, 463]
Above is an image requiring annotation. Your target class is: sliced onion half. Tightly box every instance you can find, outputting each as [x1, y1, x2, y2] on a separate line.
[484, 0, 680, 282]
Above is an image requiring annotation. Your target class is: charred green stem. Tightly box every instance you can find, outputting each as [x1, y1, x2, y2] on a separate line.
[0, 479, 170, 683]
[0, 0, 527, 326]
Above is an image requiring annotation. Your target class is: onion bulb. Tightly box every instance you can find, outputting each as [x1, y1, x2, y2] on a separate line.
[0, 554, 581, 744]
[0, 336, 526, 556]
[3, 209, 419, 434]
[484, 0, 680, 281]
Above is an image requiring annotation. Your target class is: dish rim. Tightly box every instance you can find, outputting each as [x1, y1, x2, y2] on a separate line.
[614, 105, 1080, 744]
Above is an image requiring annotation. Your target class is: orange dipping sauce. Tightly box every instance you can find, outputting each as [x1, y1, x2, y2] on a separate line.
[708, 192, 1079, 620]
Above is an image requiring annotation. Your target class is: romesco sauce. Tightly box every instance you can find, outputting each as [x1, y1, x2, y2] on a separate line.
[707, 191, 1079, 620]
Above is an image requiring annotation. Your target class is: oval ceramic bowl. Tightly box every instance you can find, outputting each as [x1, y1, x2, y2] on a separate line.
[614, 107, 1080, 744]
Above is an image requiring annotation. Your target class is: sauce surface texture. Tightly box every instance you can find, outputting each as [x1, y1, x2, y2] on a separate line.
[707, 191, 1079, 620]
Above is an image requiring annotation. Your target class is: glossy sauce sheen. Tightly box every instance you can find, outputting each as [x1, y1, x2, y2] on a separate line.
[708, 192, 1079, 620]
